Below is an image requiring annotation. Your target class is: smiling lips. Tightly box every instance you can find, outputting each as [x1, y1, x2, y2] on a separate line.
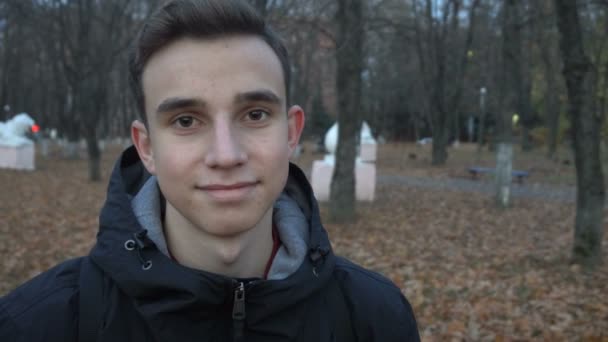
[197, 182, 258, 202]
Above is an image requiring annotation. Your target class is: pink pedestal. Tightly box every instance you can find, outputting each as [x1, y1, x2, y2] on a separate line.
[311, 160, 376, 202]
[0, 144, 35, 170]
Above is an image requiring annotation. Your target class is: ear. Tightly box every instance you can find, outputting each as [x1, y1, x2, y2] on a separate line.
[286, 105, 305, 157]
[131, 120, 156, 175]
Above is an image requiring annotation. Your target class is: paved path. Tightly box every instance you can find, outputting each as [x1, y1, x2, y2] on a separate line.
[377, 174, 577, 204]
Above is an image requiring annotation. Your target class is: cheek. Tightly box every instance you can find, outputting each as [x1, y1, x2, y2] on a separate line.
[153, 143, 198, 178]
[243, 128, 284, 154]
[255, 137, 290, 164]
[262, 145, 291, 183]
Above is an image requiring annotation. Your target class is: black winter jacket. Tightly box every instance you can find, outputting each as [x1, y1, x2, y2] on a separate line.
[0, 147, 420, 341]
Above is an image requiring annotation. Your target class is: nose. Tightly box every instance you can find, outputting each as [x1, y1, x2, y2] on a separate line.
[204, 120, 247, 168]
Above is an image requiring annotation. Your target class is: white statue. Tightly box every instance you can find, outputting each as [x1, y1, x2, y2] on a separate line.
[324, 121, 376, 156]
[312, 120, 377, 201]
[0, 113, 35, 147]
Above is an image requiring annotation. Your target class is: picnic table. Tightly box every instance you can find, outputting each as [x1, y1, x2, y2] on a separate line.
[468, 167, 530, 184]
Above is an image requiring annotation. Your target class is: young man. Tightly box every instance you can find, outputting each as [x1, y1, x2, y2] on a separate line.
[0, 1, 420, 341]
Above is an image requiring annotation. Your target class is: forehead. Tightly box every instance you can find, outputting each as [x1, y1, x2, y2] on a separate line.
[141, 35, 286, 111]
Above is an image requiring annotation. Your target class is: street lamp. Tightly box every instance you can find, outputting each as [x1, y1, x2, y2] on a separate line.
[477, 87, 487, 158]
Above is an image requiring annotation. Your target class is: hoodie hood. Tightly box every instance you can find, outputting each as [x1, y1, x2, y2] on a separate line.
[131, 176, 311, 281]
[89, 146, 335, 339]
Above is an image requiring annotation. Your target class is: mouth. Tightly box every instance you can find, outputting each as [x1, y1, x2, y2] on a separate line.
[197, 182, 259, 202]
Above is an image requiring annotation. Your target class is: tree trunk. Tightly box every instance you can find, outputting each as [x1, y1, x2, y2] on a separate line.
[454, 111, 460, 144]
[546, 76, 560, 160]
[519, 25, 534, 152]
[519, 79, 534, 152]
[86, 137, 101, 182]
[0, 34, 11, 121]
[494, 0, 518, 208]
[543, 45, 560, 160]
[431, 110, 449, 165]
[329, 0, 363, 223]
[554, 0, 605, 267]
[86, 128, 101, 181]
[63, 115, 81, 160]
[520, 116, 532, 152]
[532, 0, 561, 160]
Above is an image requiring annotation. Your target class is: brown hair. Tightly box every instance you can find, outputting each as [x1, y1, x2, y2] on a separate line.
[128, 0, 290, 123]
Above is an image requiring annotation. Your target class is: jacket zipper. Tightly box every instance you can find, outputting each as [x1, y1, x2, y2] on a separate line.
[232, 282, 246, 342]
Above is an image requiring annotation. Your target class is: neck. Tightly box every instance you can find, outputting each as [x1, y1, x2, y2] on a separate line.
[164, 206, 274, 279]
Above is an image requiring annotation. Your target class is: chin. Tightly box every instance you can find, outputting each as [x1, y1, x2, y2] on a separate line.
[201, 218, 263, 237]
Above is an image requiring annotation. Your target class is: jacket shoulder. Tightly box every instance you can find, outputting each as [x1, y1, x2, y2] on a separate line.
[333, 256, 420, 341]
[0, 257, 83, 342]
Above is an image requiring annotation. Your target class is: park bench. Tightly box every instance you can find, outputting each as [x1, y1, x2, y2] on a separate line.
[468, 166, 530, 184]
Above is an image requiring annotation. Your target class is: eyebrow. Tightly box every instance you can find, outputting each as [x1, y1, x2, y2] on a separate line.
[155, 89, 282, 114]
[156, 97, 207, 114]
[234, 89, 282, 106]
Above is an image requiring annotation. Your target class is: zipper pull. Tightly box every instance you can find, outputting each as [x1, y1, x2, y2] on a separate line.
[232, 282, 246, 342]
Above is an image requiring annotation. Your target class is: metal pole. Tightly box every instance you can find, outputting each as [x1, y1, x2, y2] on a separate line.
[476, 87, 487, 159]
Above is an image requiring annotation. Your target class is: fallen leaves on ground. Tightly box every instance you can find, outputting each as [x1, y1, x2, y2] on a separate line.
[1, 142, 607, 341]
[323, 186, 608, 341]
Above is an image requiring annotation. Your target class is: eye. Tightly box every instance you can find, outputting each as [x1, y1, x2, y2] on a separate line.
[246, 110, 269, 122]
[174, 116, 197, 128]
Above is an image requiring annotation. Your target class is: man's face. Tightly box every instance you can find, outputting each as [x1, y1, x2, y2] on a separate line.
[132, 36, 304, 237]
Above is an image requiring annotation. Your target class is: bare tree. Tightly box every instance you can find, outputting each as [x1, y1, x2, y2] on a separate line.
[0, 3, 11, 122]
[37, 0, 140, 179]
[529, 0, 563, 160]
[513, 1, 536, 153]
[0, 1, 38, 122]
[554, 0, 605, 267]
[329, 0, 364, 223]
[412, 0, 481, 165]
[494, 0, 520, 208]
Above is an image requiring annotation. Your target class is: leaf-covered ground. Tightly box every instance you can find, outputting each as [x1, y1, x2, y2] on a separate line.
[1, 142, 607, 341]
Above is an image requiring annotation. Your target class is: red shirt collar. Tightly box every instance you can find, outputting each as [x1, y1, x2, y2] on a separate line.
[263, 224, 281, 279]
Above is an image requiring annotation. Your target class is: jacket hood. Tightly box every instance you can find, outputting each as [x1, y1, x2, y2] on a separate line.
[89, 146, 335, 338]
